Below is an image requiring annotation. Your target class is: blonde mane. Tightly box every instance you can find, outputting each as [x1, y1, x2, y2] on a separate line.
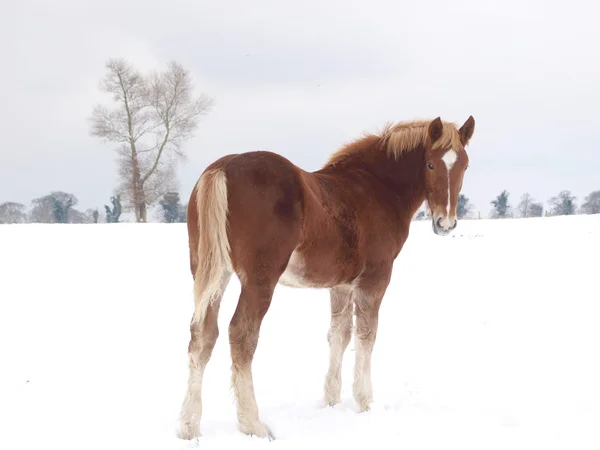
[325, 119, 463, 166]
[382, 120, 463, 159]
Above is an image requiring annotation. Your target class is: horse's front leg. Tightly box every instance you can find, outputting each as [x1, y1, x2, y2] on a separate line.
[352, 272, 391, 412]
[324, 285, 353, 406]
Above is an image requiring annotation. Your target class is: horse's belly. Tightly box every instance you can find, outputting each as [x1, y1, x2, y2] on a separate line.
[278, 249, 333, 289]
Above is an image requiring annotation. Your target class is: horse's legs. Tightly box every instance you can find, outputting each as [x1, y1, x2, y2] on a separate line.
[178, 272, 231, 439]
[324, 285, 353, 406]
[229, 281, 276, 439]
[352, 274, 390, 412]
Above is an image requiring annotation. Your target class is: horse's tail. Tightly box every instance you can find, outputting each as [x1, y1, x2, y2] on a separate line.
[191, 168, 233, 325]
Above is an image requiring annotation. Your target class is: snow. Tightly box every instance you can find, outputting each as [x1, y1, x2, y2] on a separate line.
[1, 215, 599, 449]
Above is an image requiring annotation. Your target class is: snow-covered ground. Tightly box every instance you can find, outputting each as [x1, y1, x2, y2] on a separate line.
[1, 215, 599, 450]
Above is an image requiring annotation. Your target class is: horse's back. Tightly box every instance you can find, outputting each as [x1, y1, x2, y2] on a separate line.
[192, 150, 391, 288]
[221, 150, 305, 221]
[218, 151, 306, 281]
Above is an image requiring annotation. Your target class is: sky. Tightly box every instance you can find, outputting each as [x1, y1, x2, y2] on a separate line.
[2, 0, 599, 219]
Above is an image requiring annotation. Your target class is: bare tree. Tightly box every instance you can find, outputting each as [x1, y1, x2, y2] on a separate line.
[87, 208, 100, 224]
[0, 202, 27, 224]
[517, 193, 532, 218]
[516, 193, 543, 218]
[89, 58, 213, 222]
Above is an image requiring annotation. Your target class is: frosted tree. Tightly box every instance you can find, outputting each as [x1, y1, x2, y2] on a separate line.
[548, 190, 577, 216]
[89, 58, 213, 222]
[528, 202, 544, 217]
[580, 190, 600, 214]
[69, 209, 94, 224]
[0, 202, 27, 224]
[30, 192, 78, 223]
[490, 190, 511, 218]
[159, 191, 186, 223]
[456, 194, 472, 219]
[105, 195, 122, 223]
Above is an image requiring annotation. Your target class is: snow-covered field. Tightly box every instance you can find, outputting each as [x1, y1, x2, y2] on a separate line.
[1, 215, 599, 450]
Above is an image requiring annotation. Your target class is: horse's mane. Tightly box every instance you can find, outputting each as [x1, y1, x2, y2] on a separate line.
[325, 119, 463, 166]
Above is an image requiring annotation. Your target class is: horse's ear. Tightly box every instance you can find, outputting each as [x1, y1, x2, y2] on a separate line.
[428, 117, 443, 143]
[459, 115, 475, 146]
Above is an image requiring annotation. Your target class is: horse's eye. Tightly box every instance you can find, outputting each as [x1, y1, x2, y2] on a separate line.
[465, 165, 469, 171]
[428, 162, 434, 170]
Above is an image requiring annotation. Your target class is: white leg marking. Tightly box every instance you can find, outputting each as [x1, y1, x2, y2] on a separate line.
[179, 273, 230, 440]
[232, 365, 273, 439]
[353, 290, 377, 412]
[179, 326, 215, 439]
[324, 286, 353, 406]
[354, 337, 374, 411]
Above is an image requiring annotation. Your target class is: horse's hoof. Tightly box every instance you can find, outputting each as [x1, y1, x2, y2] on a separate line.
[177, 423, 201, 440]
[242, 422, 276, 441]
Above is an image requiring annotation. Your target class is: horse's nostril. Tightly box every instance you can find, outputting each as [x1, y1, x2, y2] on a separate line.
[436, 217, 443, 228]
[450, 220, 457, 230]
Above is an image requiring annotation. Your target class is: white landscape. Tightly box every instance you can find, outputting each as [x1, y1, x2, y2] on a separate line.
[1, 215, 599, 450]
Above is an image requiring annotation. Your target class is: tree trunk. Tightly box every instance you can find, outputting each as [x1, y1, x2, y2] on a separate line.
[131, 156, 145, 223]
[139, 201, 147, 223]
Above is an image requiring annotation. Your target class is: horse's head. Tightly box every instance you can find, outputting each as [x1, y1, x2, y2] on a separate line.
[424, 116, 475, 236]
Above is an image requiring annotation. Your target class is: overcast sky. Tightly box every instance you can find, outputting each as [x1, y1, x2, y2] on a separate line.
[2, 0, 599, 218]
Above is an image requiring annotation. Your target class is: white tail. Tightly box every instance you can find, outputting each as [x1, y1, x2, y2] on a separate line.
[191, 168, 233, 325]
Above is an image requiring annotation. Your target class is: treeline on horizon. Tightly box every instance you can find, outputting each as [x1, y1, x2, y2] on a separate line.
[1, 57, 599, 226]
[1, 188, 599, 225]
[0, 190, 187, 224]
[414, 189, 600, 221]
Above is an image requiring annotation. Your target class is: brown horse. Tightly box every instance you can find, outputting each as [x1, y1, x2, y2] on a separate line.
[178, 116, 475, 440]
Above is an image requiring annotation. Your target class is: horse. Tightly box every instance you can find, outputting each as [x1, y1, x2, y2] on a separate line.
[177, 116, 475, 440]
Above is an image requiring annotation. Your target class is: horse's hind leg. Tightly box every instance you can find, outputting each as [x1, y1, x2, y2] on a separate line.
[223, 152, 303, 438]
[178, 272, 231, 439]
[324, 285, 353, 406]
[227, 232, 296, 439]
[228, 278, 277, 439]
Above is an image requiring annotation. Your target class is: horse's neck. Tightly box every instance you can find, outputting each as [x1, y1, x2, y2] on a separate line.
[318, 147, 427, 222]
[364, 148, 427, 215]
